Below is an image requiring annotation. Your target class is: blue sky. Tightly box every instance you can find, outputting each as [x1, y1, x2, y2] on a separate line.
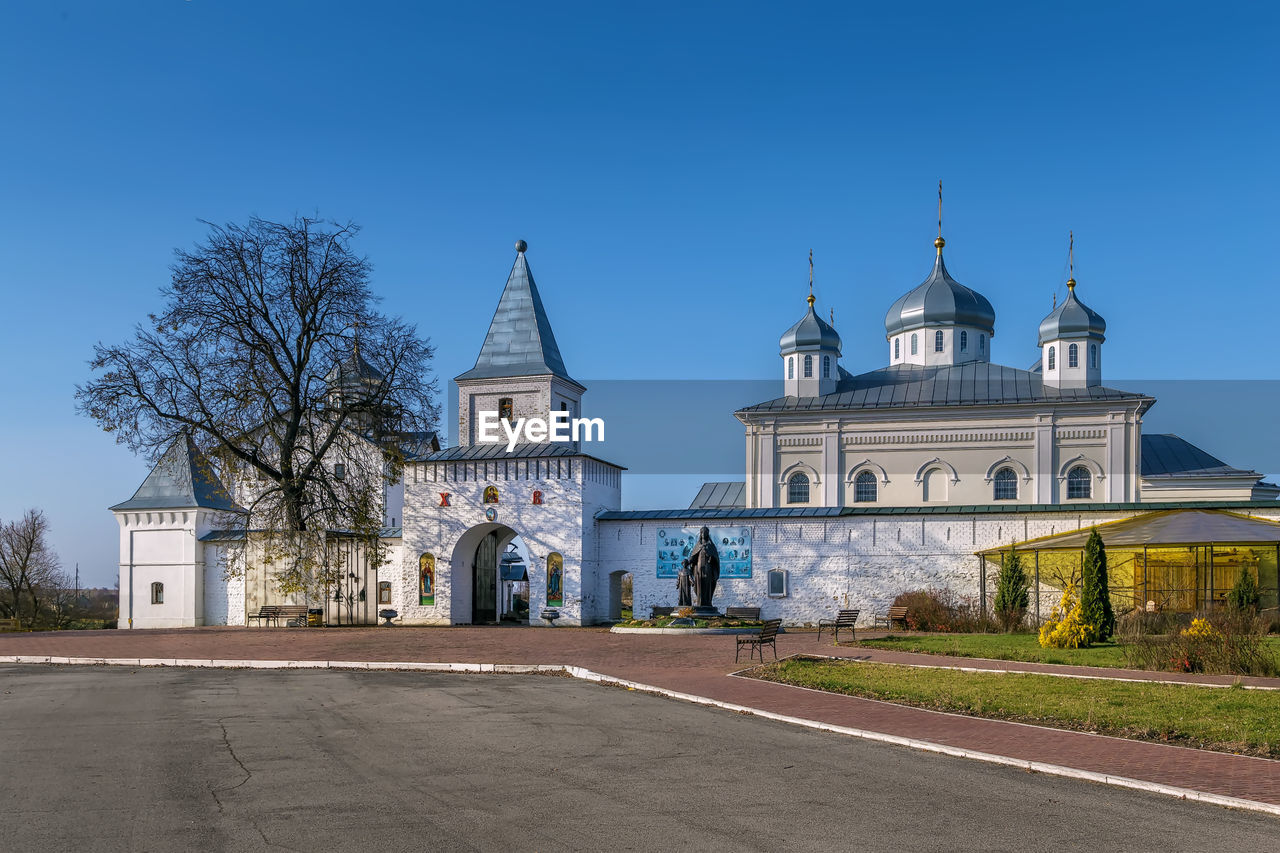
[1, 1, 1277, 586]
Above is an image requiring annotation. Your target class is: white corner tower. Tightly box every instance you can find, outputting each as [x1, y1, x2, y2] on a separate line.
[1039, 234, 1106, 389]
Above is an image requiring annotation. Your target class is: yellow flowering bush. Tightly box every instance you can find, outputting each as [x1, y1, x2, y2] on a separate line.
[1038, 582, 1094, 649]
[1182, 617, 1222, 642]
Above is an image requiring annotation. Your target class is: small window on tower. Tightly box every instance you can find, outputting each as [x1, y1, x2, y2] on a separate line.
[960, 330, 968, 352]
[934, 330, 944, 352]
[803, 354, 813, 378]
[498, 398, 513, 422]
[1090, 344, 1098, 369]
[1048, 346, 1056, 370]
[911, 334, 918, 355]
[822, 356, 830, 379]
[1069, 343, 1079, 368]
[788, 357, 794, 379]
[894, 338, 900, 360]
[979, 334, 986, 354]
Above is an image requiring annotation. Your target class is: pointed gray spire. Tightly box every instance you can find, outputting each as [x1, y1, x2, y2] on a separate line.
[455, 242, 579, 385]
[110, 434, 240, 512]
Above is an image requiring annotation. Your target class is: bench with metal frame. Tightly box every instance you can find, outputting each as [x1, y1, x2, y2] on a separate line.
[873, 605, 909, 631]
[247, 605, 310, 627]
[724, 606, 761, 620]
[735, 619, 782, 663]
[816, 608, 860, 643]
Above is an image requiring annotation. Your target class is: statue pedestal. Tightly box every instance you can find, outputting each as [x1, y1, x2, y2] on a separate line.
[690, 606, 721, 620]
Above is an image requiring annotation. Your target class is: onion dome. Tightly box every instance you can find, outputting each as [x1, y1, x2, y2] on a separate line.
[884, 238, 996, 338]
[1038, 278, 1106, 345]
[779, 293, 842, 355]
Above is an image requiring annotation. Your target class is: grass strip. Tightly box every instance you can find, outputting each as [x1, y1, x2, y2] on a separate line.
[751, 658, 1280, 759]
[855, 633, 1129, 667]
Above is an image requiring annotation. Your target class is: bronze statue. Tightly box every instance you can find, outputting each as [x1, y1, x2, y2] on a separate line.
[676, 565, 693, 607]
[682, 526, 721, 610]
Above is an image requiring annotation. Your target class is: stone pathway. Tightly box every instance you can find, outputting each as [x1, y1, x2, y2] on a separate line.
[3, 626, 1278, 809]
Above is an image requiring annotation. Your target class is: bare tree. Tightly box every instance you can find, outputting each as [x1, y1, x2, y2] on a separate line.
[76, 216, 438, 595]
[0, 509, 63, 628]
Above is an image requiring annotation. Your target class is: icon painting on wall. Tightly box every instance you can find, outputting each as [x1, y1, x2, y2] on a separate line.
[546, 552, 564, 607]
[656, 527, 752, 578]
[419, 553, 435, 606]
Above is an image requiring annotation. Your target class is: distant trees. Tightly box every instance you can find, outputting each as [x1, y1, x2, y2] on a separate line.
[76, 216, 438, 596]
[0, 509, 68, 629]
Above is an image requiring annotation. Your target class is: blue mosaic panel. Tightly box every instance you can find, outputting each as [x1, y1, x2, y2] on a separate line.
[655, 526, 752, 579]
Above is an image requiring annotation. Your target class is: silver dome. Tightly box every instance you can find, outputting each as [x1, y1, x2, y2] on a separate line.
[1037, 282, 1106, 345]
[779, 300, 842, 355]
[884, 250, 996, 338]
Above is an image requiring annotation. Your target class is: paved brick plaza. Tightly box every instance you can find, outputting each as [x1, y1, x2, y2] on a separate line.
[2, 626, 1278, 809]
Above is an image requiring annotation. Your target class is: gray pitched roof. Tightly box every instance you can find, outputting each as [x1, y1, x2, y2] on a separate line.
[689, 481, 747, 509]
[455, 247, 580, 386]
[414, 441, 625, 469]
[1141, 434, 1259, 479]
[737, 362, 1152, 414]
[884, 247, 996, 338]
[110, 434, 242, 512]
[1038, 283, 1106, 345]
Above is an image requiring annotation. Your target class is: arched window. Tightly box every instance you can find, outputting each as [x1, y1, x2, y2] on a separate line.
[960, 330, 968, 352]
[787, 357, 794, 379]
[993, 467, 1018, 501]
[979, 334, 986, 354]
[787, 472, 810, 504]
[910, 334, 918, 355]
[150, 582, 164, 605]
[803, 354, 813, 378]
[1067, 466, 1092, 500]
[1068, 343, 1079, 368]
[546, 552, 564, 607]
[922, 468, 947, 502]
[1090, 344, 1098, 369]
[934, 330, 944, 352]
[854, 471, 877, 503]
[1048, 346, 1056, 370]
[894, 338, 900, 359]
[419, 553, 435, 605]
[822, 356, 830, 379]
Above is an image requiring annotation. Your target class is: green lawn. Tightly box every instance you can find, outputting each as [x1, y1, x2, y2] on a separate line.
[753, 658, 1280, 758]
[856, 633, 1129, 667]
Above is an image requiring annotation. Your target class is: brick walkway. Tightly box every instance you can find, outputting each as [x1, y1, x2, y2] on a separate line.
[3, 626, 1279, 808]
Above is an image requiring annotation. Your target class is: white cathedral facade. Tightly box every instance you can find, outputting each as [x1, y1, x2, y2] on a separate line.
[113, 231, 1280, 629]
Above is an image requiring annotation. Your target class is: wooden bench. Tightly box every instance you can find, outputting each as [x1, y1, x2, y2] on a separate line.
[736, 619, 782, 663]
[873, 606, 909, 631]
[651, 606, 675, 618]
[248, 605, 310, 627]
[724, 606, 761, 620]
[817, 608, 860, 643]
[0, 618, 17, 632]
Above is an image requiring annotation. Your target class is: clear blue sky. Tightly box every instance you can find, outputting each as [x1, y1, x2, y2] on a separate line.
[1, 1, 1277, 587]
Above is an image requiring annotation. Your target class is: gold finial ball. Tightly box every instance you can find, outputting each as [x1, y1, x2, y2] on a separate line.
[934, 236, 945, 249]
[515, 239, 528, 253]
[806, 293, 816, 307]
[1067, 277, 1076, 290]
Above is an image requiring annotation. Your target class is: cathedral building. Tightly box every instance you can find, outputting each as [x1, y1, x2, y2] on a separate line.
[113, 228, 1280, 629]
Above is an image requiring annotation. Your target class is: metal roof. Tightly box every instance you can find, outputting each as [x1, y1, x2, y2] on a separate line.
[978, 509, 1280, 553]
[737, 362, 1152, 414]
[688, 481, 747, 509]
[1038, 283, 1106, 345]
[779, 302, 841, 354]
[884, 248, 996, 337]
[199, 526, 402, 542]
[415, 441, 626, 470]
[1141, 434, 1258, 479]
[454, 246, 580, 386]
[597, 500, 1280, 522]
[110, 434, 243, 512]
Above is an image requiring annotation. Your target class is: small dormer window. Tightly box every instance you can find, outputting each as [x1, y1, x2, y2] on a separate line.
[934, 330, 944, 352]
[894, 338, 900, 360]
[1090, 344, 1098, 369]
[1048, 346, 1056, 370]
[788, 357, 794, 379]
[822, 356, 830, 379]
[960, 331, 968, 352]
[1068, 343, 1079, 368]
[910, 334, 918, 355]
[803, 355, 813, 378]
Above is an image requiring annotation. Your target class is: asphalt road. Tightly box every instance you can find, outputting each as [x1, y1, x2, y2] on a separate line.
[0, 665, 1275, 852]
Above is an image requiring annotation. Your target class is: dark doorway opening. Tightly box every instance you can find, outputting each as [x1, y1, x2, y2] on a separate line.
[473, 530, 499, 623]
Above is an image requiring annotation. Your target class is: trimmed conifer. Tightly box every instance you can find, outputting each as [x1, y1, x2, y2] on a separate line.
[1080, 528, 1115, 643]
[993, 547, 1030, 632]
[1227, 567, 1261, 612]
